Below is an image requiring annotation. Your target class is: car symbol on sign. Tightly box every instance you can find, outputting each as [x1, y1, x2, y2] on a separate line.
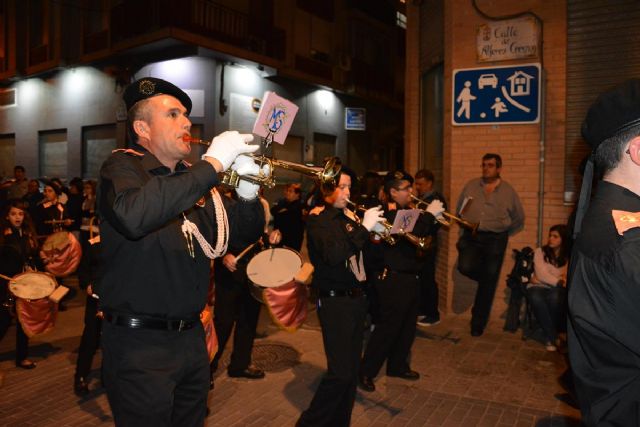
[478, 74, 498, 89]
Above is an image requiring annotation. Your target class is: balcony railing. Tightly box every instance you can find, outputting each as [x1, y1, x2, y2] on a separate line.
[103, 0, 284, 60]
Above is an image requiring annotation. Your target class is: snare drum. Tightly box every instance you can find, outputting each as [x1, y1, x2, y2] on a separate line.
[8, 271, 59, 337]
[246, 248, 308, 331]
[8, 271, 57, 300]
[247, 248, 302, 296]
[40, 231, 82, 277]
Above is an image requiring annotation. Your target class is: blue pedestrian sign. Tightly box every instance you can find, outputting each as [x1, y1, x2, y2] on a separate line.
[452, 63, 540, 125]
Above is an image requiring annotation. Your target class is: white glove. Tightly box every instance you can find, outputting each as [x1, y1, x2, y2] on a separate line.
[231, 155, 260, 176]
[426, 199, 445, 218]
[203, 131, 257, 171]
[232, 156, 270, 200]
[236, 180, 260, 201]
[371, 221, 386, 235]
[361, 206, 384, 232]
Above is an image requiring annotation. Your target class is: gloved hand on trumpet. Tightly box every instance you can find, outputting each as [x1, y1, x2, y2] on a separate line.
[425, 199, 445, 219]
[230, 155, 272, 201]
[361, 206, 385, 232]
[202, 131, 259, 171]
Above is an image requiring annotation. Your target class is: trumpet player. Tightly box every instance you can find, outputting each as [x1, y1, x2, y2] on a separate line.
[359, 170, 444, 393]
[456, 153, 524, 337]
[97, 77, 259, 426]
[297, 166, 384, 427]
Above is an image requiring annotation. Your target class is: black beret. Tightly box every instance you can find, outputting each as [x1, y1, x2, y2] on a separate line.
[123, 77, 192, 114]
[582, 79, 640, 149]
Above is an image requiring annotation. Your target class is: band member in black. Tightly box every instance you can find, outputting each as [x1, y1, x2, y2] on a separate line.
[359, 170, 444, 392]
[97, 77, 258, 425]
[297, 167, 384, 427]
[210, 158, 281, 381]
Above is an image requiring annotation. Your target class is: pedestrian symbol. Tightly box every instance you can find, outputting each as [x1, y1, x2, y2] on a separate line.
[452, 63, 540, 125]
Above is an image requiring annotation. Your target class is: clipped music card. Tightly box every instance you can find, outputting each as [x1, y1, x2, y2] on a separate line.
[390, 209, 421, 234]
[252, 91, 299, 145]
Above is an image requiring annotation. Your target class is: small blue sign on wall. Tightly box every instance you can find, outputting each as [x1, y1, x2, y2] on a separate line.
[345, 107, 366, 131]
[452, 63, 540, 125]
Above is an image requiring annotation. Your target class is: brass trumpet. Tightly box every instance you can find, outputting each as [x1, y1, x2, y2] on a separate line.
[410, 194, 479, 235]
[345, 200, 432, 250]
[186, 137, 340, 189]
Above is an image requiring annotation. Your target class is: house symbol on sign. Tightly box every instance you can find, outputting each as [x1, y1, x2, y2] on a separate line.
[507, 71, 535, 96]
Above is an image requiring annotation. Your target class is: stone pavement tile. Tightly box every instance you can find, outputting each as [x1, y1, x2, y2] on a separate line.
[386, 416, 412, 427]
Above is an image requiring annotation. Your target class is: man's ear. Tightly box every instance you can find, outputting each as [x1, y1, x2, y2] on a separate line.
[627, 136, 640, 166]
[133, 120, 150, 140]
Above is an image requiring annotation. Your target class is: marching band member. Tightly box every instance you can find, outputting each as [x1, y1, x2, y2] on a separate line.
[0, 200, 41, 369]
[210, 156, 280, 383]
[35, 181, 72, 236]
[297, 166, 384, 427]
[568, 79, 640, 425]
[358, 170, 444, 392]
[97, 77, 258, 425]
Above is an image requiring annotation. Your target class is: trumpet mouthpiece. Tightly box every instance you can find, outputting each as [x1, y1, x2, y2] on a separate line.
[183, 136, 210, 146]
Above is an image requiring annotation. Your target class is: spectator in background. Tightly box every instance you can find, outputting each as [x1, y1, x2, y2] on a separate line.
[1, 166, 29, 200]
[527, 224, 570, 352]
[23, 179, 43, 219]
[271, 183, 305, 251]
[413, 169, 447, 327]
[456, 153, 525, 337]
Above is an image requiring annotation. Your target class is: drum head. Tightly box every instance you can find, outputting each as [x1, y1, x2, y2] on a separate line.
[246, 248, 302, 288]
[9, 272, 57, 300]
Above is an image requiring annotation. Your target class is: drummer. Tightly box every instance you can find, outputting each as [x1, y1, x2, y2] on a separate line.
[34, 181, 72, 237]
[210, 171, 281, 384]
[0, 199, 41, 369]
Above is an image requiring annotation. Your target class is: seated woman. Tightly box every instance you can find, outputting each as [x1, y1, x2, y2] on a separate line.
[527, 224, 570, 352]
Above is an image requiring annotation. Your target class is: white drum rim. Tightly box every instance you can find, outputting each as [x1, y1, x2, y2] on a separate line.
[8, 271, 57, 300]
[246, 247, 302, 288]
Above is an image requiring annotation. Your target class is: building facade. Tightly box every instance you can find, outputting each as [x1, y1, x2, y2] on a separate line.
[0, 0, 406, 185]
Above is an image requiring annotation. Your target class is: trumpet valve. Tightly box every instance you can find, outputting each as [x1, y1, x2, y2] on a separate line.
[220, 170, 241, 187]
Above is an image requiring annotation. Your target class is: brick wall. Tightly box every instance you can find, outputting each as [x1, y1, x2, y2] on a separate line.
[408, 0, 570, 318]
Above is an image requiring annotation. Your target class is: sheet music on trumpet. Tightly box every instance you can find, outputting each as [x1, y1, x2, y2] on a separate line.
[390, 209, 421, 234]
[252, 91, 299, 146]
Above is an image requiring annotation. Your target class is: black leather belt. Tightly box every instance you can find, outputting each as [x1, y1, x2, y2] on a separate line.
[319, 288, 365, 298]
[104, 313, 197, 332]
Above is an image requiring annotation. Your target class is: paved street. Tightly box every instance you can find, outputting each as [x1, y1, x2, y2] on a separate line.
[0, 279, 581, 426]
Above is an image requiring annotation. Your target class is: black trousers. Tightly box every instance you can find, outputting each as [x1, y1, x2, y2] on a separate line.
[75, 294, 102, 379]
[101, 321, 209, 427]
[298, 295, 367, 427]
[457, 231, 509, 331]
[418, 248, 439, 319]
[212, 270, 261, 372]
[0, 305, 29, 364]
[361, 272, 420, 377]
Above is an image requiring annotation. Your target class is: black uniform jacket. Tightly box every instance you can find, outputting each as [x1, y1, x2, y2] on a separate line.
[97, 145, 220, 320]
[366, 206, 438, 275]
[568, 181, 640, 426]
[306, 204, 370, 292]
